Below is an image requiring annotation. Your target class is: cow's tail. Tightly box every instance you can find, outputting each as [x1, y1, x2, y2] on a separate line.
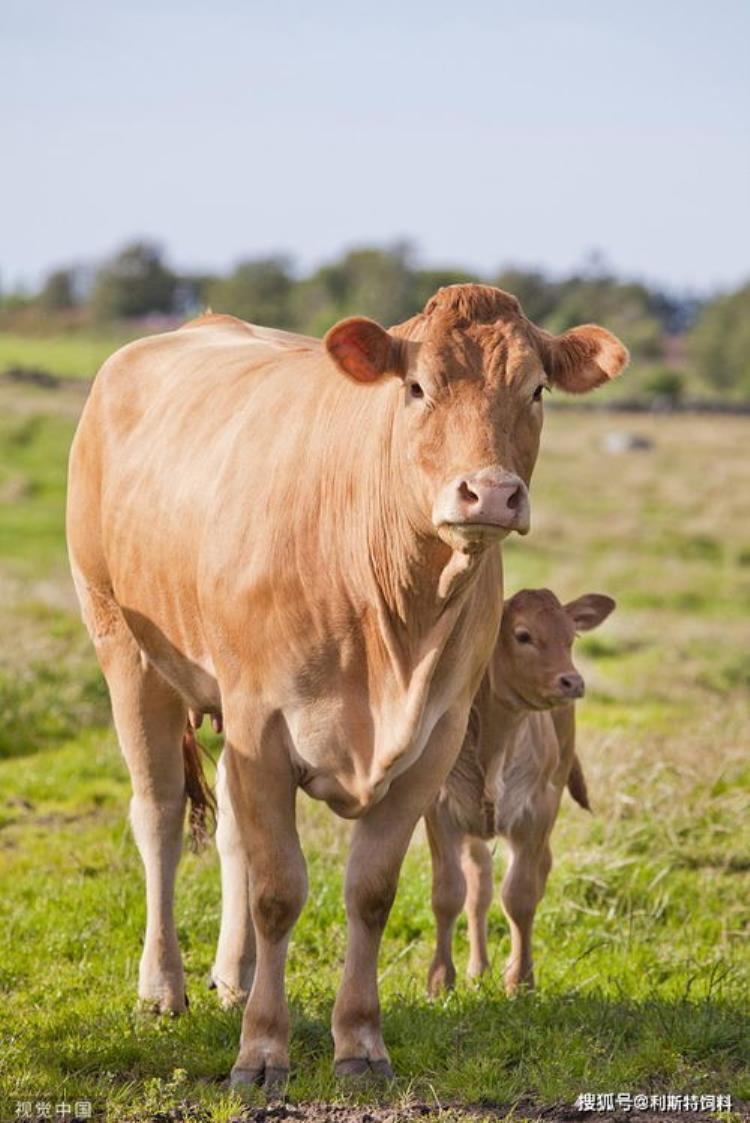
[182, 724, 217, 852]
[567, 752, 591, 811]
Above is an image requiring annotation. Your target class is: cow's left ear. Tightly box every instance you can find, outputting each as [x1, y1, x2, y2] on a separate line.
[540, 325, 629, 394]
[324, 316, 404, 384]
[564, 593, 616, 632]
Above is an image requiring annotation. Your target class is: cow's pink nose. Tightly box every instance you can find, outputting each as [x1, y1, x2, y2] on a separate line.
[453, 474, 529, 531]
[557, 673, 585, 699]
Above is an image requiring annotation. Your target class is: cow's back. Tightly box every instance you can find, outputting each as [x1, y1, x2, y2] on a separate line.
[66, 315, 323, 681]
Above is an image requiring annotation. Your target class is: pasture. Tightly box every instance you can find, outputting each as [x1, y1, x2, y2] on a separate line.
[0, 374, 748, 1122]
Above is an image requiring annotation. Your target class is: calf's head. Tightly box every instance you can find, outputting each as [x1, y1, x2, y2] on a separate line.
[325, 284, 628, 552]
[492, 588, 616, 709]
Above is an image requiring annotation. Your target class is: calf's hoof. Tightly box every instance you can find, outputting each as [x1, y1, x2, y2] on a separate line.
[230, 1063, 288, 1095]
[334, 1057, 394, 1080]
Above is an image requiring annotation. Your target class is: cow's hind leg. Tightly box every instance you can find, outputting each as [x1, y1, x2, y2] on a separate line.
[211, 751, 256, 1007]
[89, 601, 189, 1014]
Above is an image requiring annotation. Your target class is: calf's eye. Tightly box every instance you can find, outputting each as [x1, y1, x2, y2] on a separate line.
[515, 629, 533, 645]
[409, 382, 424, 399]
[532, 384, 547, 403]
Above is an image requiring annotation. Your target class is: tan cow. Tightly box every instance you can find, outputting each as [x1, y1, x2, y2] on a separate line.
[426, 588, 615, 997]
[65, 284, 627, 1089]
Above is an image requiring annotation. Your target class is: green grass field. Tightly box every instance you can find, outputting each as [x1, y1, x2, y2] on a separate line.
[0, 333, 139, 382]
[0, 377, 748, 1123]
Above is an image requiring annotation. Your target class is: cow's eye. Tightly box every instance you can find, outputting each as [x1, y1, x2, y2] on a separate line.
[409, 382, 424, 399]
[515, 629, 533, 645]
[532, 384, 547, 403]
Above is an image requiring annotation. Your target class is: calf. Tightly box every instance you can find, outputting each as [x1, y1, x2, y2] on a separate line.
[426, 588, 615, 996]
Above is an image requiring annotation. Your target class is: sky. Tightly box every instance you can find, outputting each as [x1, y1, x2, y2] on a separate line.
[2, 0, 749, 294]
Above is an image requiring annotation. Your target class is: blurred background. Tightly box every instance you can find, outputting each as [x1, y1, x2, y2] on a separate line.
[1, 0, 749, 404]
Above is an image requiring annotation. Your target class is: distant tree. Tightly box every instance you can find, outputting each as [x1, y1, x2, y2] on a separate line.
[38, 268, 78, 311]
[493, 268, 560, 324]
[89, 241, 177, 321]
[293, 244, 417, 335]
[688, 283, 750, 396]
[205, 257, 294, 327]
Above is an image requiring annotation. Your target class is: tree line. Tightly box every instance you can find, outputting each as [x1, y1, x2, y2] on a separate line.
[3, 240, 749, 399]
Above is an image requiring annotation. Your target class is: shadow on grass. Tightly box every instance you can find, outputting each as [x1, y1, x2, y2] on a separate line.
[20, 985, 750, 1106]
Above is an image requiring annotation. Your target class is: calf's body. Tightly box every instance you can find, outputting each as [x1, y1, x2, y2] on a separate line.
[426, 589, 614, 995]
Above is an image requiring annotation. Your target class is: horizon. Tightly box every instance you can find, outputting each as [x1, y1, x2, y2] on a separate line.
[3, 0, 749, 295]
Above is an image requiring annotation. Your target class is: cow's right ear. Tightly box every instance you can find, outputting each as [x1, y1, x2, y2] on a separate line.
[324, 317, 403, 384]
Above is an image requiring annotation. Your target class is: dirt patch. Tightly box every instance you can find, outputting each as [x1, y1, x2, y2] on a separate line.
[121, 1098, 749, 1123]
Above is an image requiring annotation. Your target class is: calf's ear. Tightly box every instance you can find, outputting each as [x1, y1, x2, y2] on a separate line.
[324, 316, 404, 384]
[564, 593, 616, 632]
[539, 325, 629, 394]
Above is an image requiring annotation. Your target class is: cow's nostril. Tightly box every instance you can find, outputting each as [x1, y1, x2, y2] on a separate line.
[506, 486, 521, 510]
[458, 480, 479, 504]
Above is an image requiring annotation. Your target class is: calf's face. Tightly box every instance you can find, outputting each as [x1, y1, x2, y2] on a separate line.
[495, 589, 616, 709]
[325, 285, 628, 553]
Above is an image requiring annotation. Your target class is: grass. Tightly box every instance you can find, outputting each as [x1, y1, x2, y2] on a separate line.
[0, 331, 136, 381]
[0, 378, 748, 1122]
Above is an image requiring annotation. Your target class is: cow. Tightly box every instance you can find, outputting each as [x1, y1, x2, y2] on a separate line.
[425, 588, 615, 997]
[65, 284, 627, 1089]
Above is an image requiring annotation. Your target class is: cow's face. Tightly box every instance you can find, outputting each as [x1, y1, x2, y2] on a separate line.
[493, 588, 616, 708]
[325, 284, 628, 553]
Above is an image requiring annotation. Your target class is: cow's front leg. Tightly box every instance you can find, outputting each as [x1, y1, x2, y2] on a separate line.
[224, 718, 307, 1092]
[332, 710, 467, 1078]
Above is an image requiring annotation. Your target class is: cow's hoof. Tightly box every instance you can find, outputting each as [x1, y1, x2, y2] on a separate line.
[209, 967, 253, 1008]
[137, 992, 188, 1017]
[230, 1064, 288, 1096]
[334, 1057, 394, 1080]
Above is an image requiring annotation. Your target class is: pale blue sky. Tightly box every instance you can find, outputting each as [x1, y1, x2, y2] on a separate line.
[2, 0, 748, 292]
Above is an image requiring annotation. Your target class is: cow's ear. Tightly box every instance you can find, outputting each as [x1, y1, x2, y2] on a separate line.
[564, 594, 616, 632]
[541, 325, 629, 394]
[324, 317, 403, 384]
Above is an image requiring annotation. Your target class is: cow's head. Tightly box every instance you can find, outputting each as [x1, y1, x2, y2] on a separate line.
[492, 588, 616, 709]
[324, 284, 628, 552]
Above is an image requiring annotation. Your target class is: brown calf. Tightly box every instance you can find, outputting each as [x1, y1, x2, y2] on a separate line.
[426, 588, 615, 995]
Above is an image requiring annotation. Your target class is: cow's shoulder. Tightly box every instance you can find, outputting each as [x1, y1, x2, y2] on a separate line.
[179, 312, 320, 354]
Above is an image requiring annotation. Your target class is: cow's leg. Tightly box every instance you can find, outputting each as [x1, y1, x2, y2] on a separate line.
[211, 751, 256, 1008]
[332, 710, 466, 1077]
[462, 836, 494, 980]
[94, 616, 189, 1014]
[501, 827, 552, 994]
[224, 725, 307, 1092]
[425, 805, 466, 996]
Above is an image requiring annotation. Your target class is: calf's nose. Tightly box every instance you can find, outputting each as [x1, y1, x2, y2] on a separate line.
[557, 672, 585, 699]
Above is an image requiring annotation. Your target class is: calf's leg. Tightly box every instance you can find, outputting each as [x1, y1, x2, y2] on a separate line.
[425, 805, 466, 996]
[501, 829, 552, 993]
[211, 751, 256, 1007]
[462, 836, 494, 980]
